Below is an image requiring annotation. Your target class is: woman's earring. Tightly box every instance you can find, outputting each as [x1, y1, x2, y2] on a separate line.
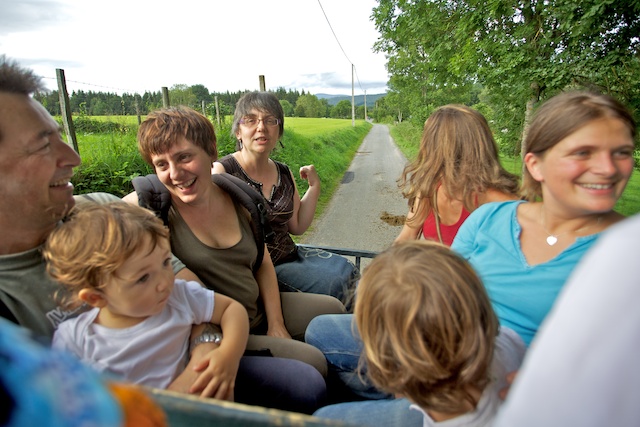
[238, 139, 243, 150]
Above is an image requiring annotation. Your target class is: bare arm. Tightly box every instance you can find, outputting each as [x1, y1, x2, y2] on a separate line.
[187, 294, 249, 400]
[255, 247, 291, 339]
[122, 191, 138, 205]
[211, 162, 226, 175]
[394, 198, 423, 243]
[168, 268, 223, 394]
[287, 165, 320, 235]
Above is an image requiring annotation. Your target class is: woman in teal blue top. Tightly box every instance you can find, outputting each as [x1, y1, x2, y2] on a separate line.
[452, 90, 636, 346]
[305, 90, 636, 427]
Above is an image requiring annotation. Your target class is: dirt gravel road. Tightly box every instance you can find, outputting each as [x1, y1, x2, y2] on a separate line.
[300, 124, 409, 257]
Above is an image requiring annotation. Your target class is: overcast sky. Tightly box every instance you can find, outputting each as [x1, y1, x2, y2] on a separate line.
[0, 0, 389, 96]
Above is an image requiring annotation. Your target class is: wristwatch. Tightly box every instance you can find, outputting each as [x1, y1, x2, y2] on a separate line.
[191, 332, 222, 348]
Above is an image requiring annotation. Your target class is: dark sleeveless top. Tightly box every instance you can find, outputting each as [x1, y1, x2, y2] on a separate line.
[168, 202, 264, 328]
[218, 155, 298, 265]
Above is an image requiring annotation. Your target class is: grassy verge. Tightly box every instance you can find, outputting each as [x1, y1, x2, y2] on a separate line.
[68, 116, 373, 217]
[389, 122, 640, 217]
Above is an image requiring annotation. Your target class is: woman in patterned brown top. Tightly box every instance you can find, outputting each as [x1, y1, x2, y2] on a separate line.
[213, 92, 358, 308]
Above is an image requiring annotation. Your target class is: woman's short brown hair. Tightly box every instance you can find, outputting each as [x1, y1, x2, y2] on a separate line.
[137, 106, 217, 165]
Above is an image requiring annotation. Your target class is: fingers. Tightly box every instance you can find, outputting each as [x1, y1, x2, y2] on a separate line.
[201, 379, 235, 401]
[299, 165, 317, 182]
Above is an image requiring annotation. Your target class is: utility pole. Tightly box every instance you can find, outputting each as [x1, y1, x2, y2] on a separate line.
[364, 90, 367, 121]
[351, 64, 355, 127]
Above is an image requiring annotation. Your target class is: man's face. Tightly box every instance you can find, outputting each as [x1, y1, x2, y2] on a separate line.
[0, 93, 81, 241]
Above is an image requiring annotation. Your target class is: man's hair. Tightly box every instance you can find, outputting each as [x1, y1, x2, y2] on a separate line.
[522, 90, 637, 201]
[355, 240, 499, 414]
[398, 104, 519, 228]
[0, 55, 45, 94]
[43, 202, 170, 310]
[137, 106, 217, 165]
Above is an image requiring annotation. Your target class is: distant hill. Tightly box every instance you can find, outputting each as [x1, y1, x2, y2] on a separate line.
[315, 92, 386, 107]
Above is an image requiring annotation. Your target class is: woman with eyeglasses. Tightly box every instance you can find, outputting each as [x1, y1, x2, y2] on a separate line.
[213, 92, 359, 309]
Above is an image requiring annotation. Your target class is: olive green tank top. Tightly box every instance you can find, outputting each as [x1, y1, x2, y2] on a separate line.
[168, 202, 264, 328]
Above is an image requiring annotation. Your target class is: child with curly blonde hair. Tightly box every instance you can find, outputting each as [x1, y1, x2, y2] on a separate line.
[45, 202, 249, 400]
[354, 241, 525, 426]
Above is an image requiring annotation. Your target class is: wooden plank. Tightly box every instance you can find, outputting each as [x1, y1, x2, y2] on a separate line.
[148, 388, 356, 427]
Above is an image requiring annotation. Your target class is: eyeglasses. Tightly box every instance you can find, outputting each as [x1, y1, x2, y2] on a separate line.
[239, 117, 280, 127]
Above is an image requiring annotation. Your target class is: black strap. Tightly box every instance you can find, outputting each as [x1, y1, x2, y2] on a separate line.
[131, 174, 173, 226]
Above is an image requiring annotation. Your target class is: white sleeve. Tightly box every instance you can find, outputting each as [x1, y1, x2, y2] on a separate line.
[494, 214, 640, 427]
[173, 280, 215, 324]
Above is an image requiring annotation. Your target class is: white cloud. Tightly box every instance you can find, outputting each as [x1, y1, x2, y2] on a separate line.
[0, 0, 388, 96]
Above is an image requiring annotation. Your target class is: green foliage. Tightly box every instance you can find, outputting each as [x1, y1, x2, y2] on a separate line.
[331, 100, 352, 119]
[280, 100, 294, 117]
[295, 94, 326, 118]
[169, 84, 198, 108]
[72, 116, 132, 134]
[70, 122, 152, 197]
[372, 0, 640, 152]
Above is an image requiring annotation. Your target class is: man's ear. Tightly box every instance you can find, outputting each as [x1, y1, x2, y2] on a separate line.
[524, 152, 544, 183]
[79, 289, 107, 308]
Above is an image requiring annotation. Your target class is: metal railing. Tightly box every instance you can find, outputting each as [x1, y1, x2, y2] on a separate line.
[297, 244, 379, 270]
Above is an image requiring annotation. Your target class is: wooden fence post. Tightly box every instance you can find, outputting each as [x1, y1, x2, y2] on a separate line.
[135, 97, 142, 125]
[162, 87, 170, 107]
[259, 75, 266, 91]
[55, 68, 79, 153]
[214, 96, 221, 127]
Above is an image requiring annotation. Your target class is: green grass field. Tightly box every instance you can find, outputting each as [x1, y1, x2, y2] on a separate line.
[284, 117, 367, 136]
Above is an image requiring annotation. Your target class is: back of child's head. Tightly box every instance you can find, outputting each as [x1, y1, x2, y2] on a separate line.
[43, 202, 169, 310]
[354, 240, 498, 414]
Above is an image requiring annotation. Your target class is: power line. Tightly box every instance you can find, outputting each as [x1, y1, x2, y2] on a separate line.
[317, 0, 352, 64]
[316, 0, 364, 92]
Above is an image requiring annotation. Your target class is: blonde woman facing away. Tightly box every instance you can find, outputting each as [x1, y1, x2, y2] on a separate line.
[395, 104, 520, 245]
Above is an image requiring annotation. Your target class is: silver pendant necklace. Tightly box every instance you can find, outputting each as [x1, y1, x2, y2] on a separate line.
[540, 207, 602, 246]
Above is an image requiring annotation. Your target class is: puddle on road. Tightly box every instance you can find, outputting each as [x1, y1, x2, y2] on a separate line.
[341, 171, 355, 184]
[380, 211, 405, 226]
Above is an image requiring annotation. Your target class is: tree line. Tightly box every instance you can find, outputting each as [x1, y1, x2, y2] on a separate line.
[33, 85, 374, 120]
[371, 0, 640, 155]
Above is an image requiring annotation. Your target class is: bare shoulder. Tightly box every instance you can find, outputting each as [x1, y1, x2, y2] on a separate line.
[122, 191, 138, 205]
[211, 161, 227, 174]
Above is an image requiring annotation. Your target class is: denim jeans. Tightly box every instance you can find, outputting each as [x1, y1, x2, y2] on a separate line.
[314, 398, 423, 427]
[305, 313, 390, 400]
[235, 356, 327, 414]
[275, 246, 359, 308]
